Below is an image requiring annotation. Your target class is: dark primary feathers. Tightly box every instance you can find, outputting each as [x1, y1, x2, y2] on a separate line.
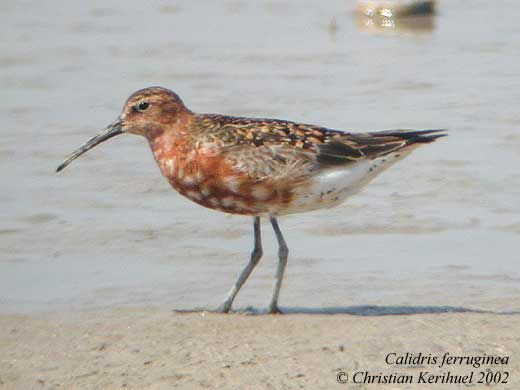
[316, 129, 446, 165]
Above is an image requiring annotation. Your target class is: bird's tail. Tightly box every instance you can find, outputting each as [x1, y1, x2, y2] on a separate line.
[369, 129, 447, 144]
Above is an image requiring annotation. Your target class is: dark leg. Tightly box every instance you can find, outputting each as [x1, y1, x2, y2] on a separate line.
[218, 217, 263, 313]
[268, 216, 288, 314]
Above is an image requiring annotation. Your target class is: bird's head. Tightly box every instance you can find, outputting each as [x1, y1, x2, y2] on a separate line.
[56, 86, 190, 172]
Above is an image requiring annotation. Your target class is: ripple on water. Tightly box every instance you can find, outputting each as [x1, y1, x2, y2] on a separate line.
[0, 228, 20, 235]
[496, 223, 520, 234]
[307, 217, 480, 236]
[20, 213, 58, 225]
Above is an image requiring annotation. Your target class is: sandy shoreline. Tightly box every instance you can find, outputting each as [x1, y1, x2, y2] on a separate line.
[1, 308, 518, 389]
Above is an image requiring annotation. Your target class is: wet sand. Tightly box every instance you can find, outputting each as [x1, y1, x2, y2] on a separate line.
[1, 309, 519, 389]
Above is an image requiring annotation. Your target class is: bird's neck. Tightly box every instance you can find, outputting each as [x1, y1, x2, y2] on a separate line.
[149, 131, 193, 164]
[147, 113, 195, 161]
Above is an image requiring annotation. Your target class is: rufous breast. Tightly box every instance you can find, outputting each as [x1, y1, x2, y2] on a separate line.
[150, 137, 294, 216]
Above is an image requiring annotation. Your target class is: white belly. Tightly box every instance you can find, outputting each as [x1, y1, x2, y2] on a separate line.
[278, 151, 412, 215]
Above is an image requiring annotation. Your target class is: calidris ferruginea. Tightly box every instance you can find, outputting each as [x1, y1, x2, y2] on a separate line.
[57, 87, 446, 313]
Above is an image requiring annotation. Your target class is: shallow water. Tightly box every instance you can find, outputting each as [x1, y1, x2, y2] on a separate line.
[1, 0, 519, 314]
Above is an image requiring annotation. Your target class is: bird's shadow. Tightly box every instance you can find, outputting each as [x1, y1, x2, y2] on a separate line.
[175, 305, 519, 316]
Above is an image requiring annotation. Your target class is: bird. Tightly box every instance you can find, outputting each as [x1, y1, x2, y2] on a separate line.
[56, 86, 446, 314]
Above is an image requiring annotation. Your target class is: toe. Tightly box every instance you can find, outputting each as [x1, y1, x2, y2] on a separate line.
[216, 303, 231, 313]
[268, 306, 283, 314]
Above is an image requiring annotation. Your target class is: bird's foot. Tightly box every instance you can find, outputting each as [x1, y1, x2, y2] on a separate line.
[216, 302, 232, 313]
[268, 305, 283, 314]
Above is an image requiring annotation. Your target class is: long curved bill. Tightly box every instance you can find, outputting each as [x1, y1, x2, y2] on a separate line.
[56, 120, 123, 173]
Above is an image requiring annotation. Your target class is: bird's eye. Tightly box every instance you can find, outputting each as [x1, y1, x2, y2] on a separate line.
[137, 101, 150, 111]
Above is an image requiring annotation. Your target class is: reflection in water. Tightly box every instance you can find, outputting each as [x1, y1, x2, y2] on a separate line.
[355, 15, 435, 34]
[355, 0, 435, 34]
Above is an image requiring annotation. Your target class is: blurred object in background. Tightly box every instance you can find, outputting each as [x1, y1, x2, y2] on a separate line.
[356, 0, 435, 18]
[355, 0, 436, 34]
